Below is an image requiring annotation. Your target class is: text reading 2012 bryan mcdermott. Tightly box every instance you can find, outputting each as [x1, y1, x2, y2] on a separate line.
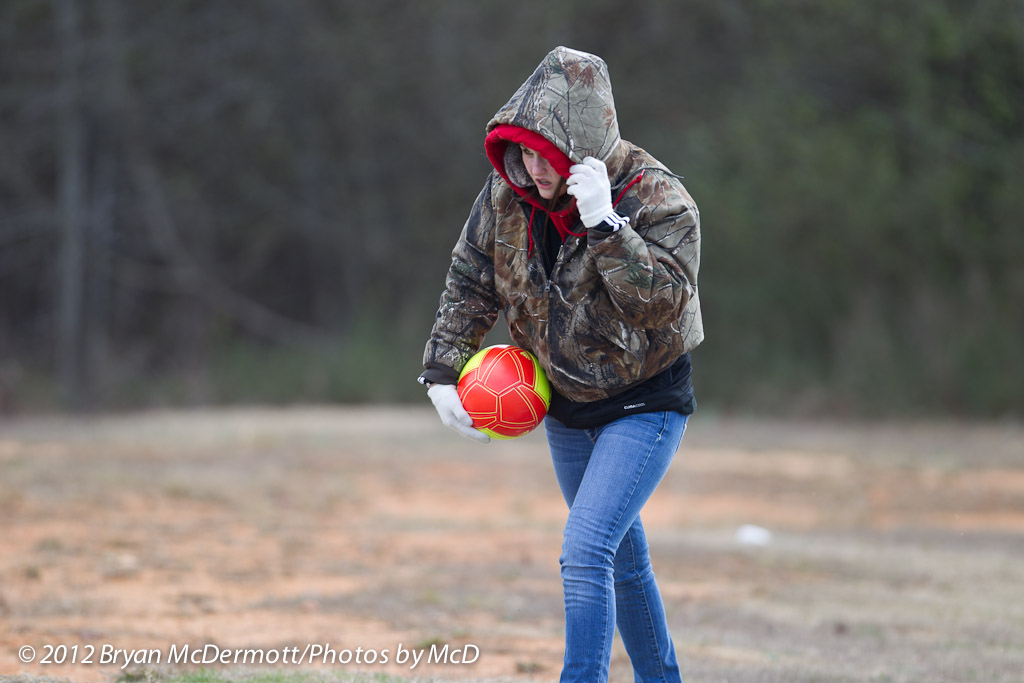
[19, 642, 480, 671]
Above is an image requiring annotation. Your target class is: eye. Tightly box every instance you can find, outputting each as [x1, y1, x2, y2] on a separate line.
[520, 145, 534, 157]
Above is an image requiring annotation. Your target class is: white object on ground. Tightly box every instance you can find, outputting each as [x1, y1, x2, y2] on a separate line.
[736, 524, 773, 546]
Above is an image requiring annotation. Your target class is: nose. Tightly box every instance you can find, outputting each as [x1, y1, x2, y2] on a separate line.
[526, 154, 547, 177]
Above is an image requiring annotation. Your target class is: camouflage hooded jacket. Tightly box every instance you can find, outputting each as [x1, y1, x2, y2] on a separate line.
[423, 47, 703, 403]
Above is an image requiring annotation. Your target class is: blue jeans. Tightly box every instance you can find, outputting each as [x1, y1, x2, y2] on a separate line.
[545, 411, 688, 683]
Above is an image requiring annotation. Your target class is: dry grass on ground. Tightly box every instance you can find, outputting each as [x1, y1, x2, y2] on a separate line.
[1, 408, 1023, 682]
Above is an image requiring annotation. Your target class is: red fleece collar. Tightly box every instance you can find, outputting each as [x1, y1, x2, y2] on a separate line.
[484, 125, 582, 242]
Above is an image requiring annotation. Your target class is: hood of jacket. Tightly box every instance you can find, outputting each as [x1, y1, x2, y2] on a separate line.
[484, 47, 627, 203]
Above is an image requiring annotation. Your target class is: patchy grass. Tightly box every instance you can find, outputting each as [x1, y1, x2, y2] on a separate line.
[1, 410, 1023, 682]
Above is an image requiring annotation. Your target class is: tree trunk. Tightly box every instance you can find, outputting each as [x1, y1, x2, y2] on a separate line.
[55, 0, 87, 410]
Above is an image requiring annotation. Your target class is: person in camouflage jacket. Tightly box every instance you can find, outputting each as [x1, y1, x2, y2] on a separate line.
[422, 48, 702, 403]
[421, 47, 702, 682]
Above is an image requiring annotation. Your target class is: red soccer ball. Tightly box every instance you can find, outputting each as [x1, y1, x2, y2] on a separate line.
[457, 345, 551, 439]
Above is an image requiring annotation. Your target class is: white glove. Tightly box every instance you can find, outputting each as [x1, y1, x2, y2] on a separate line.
[427, 383, 490, 444]
[567, 156, 614, 228]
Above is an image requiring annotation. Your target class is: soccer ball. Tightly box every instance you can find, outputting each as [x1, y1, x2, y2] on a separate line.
[457, 345, 551, 439]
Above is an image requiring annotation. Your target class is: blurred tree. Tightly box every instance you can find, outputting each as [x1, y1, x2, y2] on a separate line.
[54, 0, 86, 409]
[0, 0, 1019, 416]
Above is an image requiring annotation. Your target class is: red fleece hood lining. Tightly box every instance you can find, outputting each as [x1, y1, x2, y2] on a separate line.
[485, 125, 582, 242]
[485, 125, 574, 182]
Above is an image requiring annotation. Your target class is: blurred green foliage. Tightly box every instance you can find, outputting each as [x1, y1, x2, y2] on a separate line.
[0, 0, 1020, 417]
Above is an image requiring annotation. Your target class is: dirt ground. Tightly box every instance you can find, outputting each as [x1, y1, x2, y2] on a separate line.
[1, 407, 1023, 682]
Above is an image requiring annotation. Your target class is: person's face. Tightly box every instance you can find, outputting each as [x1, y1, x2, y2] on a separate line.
[520, 145, 566, 200]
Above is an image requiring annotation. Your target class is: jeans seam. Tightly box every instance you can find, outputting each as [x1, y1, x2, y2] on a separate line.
[619, 531, 667, 682]
[638, 566, 666, 681]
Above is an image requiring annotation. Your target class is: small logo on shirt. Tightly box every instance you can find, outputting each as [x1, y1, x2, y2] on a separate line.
[623, 402, 646, 411]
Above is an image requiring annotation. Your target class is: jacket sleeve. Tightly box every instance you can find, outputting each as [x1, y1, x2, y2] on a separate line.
[587, 171, 700, 328]
[422, 173, 502, 377]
